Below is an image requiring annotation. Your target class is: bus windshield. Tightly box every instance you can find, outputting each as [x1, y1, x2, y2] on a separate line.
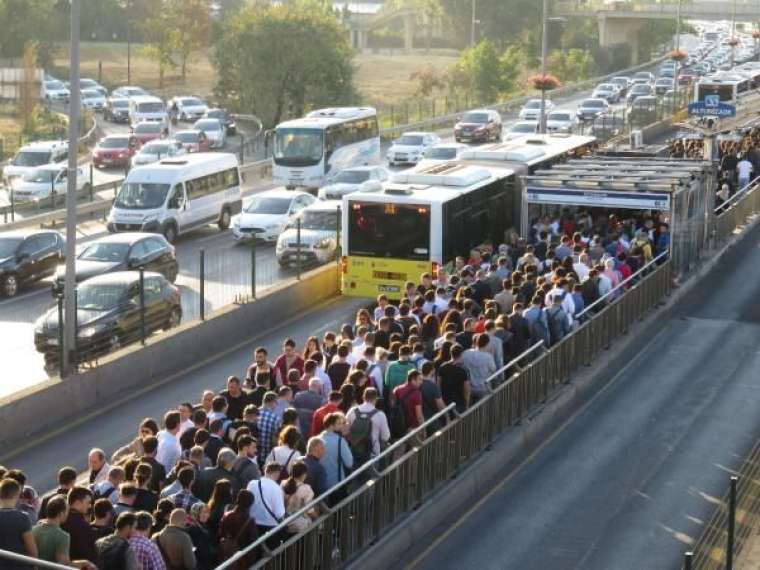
[697, 83, 735, 102]
[274, 128, 323, 167]
[115, 182, 170, 210]
[348, 202, 430, 260]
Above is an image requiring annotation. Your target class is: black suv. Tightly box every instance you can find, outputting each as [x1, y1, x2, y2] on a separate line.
[0, 230, 65, 297]
[52, 232, 178, 296]
[35, 271, 182, 368]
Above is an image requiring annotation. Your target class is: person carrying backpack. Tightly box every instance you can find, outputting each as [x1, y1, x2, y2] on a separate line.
[384, 345, 417, 397]
[95, 512, 139, 570]
[546, 296, 570, 347]
[523, 295, 550, 347]
[389, 371, 424, 440]
[346, 388, 389, 465]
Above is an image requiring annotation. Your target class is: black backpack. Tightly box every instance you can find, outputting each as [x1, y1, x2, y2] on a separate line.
[388, 389, 412, 440]
[349, 409, 378, 462]
[97, 537, 129, 570]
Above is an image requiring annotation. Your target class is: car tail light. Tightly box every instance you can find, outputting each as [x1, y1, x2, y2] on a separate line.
[341, 256, 348, 274]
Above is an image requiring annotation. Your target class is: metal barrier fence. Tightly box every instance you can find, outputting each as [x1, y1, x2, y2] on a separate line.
[219, 252, 672, 570]
[0, 549, 71, 569]
[685, 440, 760, 570]
[714, 178, 760, 243]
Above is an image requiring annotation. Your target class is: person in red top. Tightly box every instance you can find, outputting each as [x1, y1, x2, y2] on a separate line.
[274, 338, 304, 387]
[391, 370, 424, 431]
[310, 391, 343, 436]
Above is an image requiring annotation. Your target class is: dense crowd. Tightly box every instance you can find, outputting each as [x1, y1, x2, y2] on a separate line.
[0, 210, 665, 569]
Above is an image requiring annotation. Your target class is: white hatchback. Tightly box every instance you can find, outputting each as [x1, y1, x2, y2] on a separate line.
[518, 98, 555, 121]
[232, 189, 316, 242]
[10, 165, 87, 202]
[318, 166, 389, 200]
[386, 132, 441, 166]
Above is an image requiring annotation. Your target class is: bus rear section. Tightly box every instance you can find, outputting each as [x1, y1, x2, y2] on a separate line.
[341, 163, 515, 299]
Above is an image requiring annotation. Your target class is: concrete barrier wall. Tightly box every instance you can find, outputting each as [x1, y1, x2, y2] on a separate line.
[0, 264, 340, 450]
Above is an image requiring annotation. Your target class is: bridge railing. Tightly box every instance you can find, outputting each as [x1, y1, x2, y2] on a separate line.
[557, 0, 759, 15]
[221, 251, 673, 570]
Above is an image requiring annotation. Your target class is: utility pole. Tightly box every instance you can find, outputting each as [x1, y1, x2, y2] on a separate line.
[672, 0, 682, 114]
[539, 0, 549, 134]
[731, 0, 737, 67]
[63, 0, 81, 375]
[126, 0, 132, 84]
[470, 0, 477, 47]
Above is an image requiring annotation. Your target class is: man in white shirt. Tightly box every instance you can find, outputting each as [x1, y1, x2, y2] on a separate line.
[310, 353, 332, 402]
[546, 278, 575, 326]
[247, 463, 286, 537]
[737, 155, 754, 189]
[573, 253, 591, 282]
[373, 294, 397, 322]
[156, 410, 182, 474]
[346, 388, 390, 460]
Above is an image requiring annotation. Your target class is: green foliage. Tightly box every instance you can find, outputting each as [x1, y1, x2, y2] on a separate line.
[140, 3, 178, 87]
[0, 0, 60, 65]
[410, 67, 445, 99]
[212, 1, 357, 126]
[438, 0, 539, 50]
[548, 49, 594, 83]
[447, 40, 523, 103]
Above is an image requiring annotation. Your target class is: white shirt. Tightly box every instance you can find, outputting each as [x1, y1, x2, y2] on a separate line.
[156, 430, 181, 473]
[738, 159, 753, 179]
[546, 287, 575, 324]
[573, 261, 590, 282]
[346, 403, 390, 456]
[248, 477, 286, 527]
[367, 361, 385, 398]
[177, 419, 194, 442]
[265, 445, 303, 475]
[315, 367, 331, 402]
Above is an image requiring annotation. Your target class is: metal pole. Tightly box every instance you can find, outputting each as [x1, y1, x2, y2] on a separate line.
[672, 0, 681, 114]
[199, 249, 205, 321]
[250, 240, 256, 300]
[296, 216, 302, 280]
[51, 175, 56, 210]
[127, 0, 131, 84]
[63, 0, 81, 376]
[470, 0, 477, 47]
[9, 187, 14, 222]
[683, 552, 693, 570]
[139, 268, 145, 345]
[336, 205, 342, 262]
[731, 0, 737, 68]
[89, 163, 93, 200]
[539, 0, 549, 134]
[727, 476, 738, 570]
[57, 294, 64, 378]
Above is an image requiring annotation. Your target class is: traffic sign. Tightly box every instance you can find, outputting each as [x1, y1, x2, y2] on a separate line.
[688, 100, 736, 117]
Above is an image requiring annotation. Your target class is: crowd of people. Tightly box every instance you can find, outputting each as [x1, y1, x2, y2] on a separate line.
[0, 208, 667, 569]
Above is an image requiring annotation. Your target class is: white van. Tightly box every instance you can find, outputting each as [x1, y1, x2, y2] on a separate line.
[2, 141, 68, 186]
[129, 95, 167, 126]
[107, 153, 242, 243]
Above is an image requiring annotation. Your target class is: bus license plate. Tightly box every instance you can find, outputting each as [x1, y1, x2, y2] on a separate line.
[378, 284, 400, 293]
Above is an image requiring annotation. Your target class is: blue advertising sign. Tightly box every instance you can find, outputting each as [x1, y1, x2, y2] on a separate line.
[688, 100, 736, 117]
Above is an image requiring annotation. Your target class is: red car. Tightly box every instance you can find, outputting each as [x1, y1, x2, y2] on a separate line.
[92, 135, 139, 168]
[131, 121, 166, 145]
[174, 129, 210, 153]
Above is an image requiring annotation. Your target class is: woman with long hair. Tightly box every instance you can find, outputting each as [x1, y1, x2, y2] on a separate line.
[420, 314, 440, 359]
[207, 479, 234, 536]
[441, 309, 463, 334]
[434, 341, 453, 375]
[339, 383, 357, 414]
[281, 462, 317, 537]
[302, 336, 321, 362]
[219, 489, 259, 569]
[266, 425, 303, 479]
[354, 308, 375, 332]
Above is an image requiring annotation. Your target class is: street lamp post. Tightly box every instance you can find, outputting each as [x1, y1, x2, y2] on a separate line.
[539, 0, 549, 134]
[470, 0, 477, 47]
[63, 0, 81, 375]
[731, 0, 737, 67]
[672, 0, 682, 114]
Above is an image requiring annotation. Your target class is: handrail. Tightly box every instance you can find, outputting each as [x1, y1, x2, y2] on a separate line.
[577, 250, 670, 319]
[484, 341, 545, 387]
[217, 402, 456, 570]
[0, 548, 75, 569]
[715, 175, 760, 215]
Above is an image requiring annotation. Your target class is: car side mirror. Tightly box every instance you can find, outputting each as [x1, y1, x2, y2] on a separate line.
[127, 256, 140, 267]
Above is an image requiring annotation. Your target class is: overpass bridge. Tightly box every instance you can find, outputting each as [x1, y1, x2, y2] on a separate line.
[556, 1, 755, 63]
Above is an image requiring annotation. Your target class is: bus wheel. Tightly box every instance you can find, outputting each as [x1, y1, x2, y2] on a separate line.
[218, 208, 231, 231]
[163, 223, 177, 244]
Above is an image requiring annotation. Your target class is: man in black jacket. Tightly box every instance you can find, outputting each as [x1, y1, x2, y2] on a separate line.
[194, 448, 241, 503]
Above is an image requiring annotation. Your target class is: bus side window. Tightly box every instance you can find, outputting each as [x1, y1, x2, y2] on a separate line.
[167, 184, 185, 209]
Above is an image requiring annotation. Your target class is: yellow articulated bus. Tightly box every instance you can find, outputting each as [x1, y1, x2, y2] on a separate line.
[341, 162, 516, 299]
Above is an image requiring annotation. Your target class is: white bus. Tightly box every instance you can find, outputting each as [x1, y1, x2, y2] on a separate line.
[108, 153, 242, 243]
[272, 107, 380, 189]
[694, 75, 751, 103]
[129, 95, 168, 125]
[342, 163, 516, 298]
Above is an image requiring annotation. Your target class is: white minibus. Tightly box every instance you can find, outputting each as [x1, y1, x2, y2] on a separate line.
[129, 95, 168, 125]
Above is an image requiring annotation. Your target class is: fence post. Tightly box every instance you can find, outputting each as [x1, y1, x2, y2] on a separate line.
[336, 205, 342, 262]
[250, 240, 257, 300]
[57, 294, 65, 378]
[9, 187, 15, 222]
[199, 249, 206, 321]
[683, 552, 693, 570]
[51, 176, 56, 210]
[139, 268, 146, 345]
[89, 163, 94, 201]
[296, 216, 302, 280]
[727, 475, 738, 570]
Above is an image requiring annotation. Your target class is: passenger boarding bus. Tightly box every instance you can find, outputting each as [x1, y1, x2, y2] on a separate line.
[456, 134, 597, 233]
[272, 107, 380, 189]
[341, 163, 515, 298]
[694, 75, 751, 103]
[108, 153, 242, 243]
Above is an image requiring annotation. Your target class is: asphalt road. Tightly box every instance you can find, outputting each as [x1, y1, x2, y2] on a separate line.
[408, 226, 760, 570]
[1, 295, 368, 492]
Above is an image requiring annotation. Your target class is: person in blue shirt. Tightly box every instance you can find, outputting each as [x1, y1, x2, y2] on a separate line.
[318, 412, 354, 507]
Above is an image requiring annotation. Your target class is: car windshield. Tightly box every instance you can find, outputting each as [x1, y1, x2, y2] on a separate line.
[462, 112, 489, 122]
[181, 98, 203, 106]
[100, 137, 129, 149]
[632, 85, 650, 93]
[583, 100, 604, 108]
[195, 120, 220, 131]
[511, 124, 536, 132]
[45, 81, 65, 90]
[524, 101, 542, 109]
[548, 113, 571, 121]
[135, 123, 162, 134]
[115, 182, 170, 210]
[298, 210, 338, 230]
[175, 132, 199, 143]
[274, 128, 323, 166]
[124, 88, 145, 96]
[80, 79, 97, 88]
[140, 143, 171, 155]
[206, 110, 224, 119]
[111, 99, 129, 108]
[23, 169, 57, 183]
[138, 102, 164, 113]
[634, 73, 650, 79]
[596, 85, 613, 91]
[0, 237, 22, 258]
[426, 147, 457, 159]
[77, 283, 127, 311]
[334, 170, 370, 184]
[244, 196, 291, 214]
[397, 135, 423, 145]
[612, 78, 628, 85]
[12, 151, 51, 167]
[82, 90, 99, 99]
[78, 242, 130, 262]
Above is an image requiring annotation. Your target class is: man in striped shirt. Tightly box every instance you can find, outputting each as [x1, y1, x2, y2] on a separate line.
[129, 511, 166, 570]
[169, 468, 199, 513]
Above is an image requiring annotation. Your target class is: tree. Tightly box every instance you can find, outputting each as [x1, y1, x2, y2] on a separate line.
[140, 2, 178, 88]
[438, 0, 539, 50]
[547, 49, 594, 83]
[0, 0, 59, 65]
[213, 1, 357, 126]
[410, 66, 445, 98]
[447, 40, 523, 103]
[167, 0, 211, 81]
